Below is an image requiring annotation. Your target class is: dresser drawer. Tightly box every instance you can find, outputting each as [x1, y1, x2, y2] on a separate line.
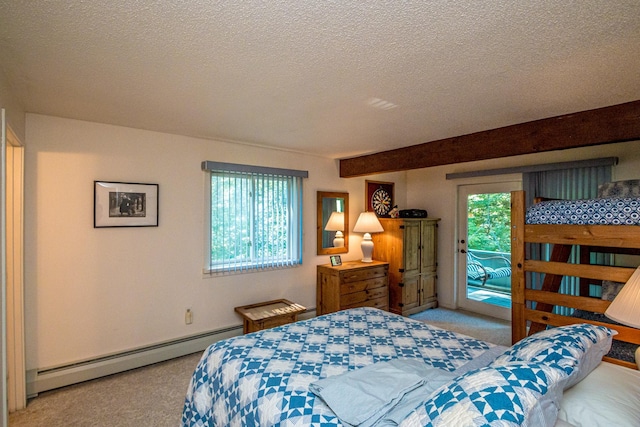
[340, 276, 387, 295]
[342, 295, 389, 311]
[340, 265, 387, 283]
[340, 286, 388, 307]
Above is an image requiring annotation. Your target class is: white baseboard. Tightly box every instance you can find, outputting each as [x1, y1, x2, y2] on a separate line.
[26, 325, 242, 398]
[26, 308, 316, 398]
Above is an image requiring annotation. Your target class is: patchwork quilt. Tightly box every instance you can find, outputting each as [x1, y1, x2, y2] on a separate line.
[181, 307, 501, 427]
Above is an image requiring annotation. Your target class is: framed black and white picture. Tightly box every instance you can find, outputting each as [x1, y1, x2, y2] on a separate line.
[94, 181, 159, 228]
[330, 255, 342, 266]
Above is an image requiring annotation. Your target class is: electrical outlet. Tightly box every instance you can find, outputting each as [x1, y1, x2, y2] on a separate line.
[185, 308, 193, 325]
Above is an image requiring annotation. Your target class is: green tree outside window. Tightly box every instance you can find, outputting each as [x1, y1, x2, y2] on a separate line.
[467, 193, 511, 253]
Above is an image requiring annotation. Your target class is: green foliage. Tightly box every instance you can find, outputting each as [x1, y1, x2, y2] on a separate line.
[467, 192, 511, 252]
[210, 174, 290, 264]
[210, 176, 251, 263]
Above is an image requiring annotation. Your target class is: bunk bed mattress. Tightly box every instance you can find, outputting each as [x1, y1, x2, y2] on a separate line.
[571, 309, 638, 363]
[526, 197, 640, 225]
[181, 307, 503, 426]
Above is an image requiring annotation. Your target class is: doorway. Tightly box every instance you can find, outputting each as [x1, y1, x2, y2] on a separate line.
[457, 180, 520, 320]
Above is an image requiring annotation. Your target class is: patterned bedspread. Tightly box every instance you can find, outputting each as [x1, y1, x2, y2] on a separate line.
[526, 197, 640, 225]
[181, 307, 500, 426]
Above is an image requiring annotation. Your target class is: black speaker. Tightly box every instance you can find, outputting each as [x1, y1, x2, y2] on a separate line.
[399, 209, 428, 218]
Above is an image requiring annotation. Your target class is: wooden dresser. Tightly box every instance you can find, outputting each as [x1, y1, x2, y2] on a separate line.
[372, 218, 439, 316]
[316, 260, 389, 315]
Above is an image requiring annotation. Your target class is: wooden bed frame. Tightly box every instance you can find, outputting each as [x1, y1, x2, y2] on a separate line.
[510, 190, 640, 369]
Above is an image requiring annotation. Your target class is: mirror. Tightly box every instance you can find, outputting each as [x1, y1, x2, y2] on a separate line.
[317, 191, 349, 255]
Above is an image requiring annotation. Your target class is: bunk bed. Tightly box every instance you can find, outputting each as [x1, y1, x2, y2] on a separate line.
[510, 188, 640, 370]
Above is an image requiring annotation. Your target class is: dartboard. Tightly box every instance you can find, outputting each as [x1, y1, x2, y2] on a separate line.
[371, 187, 392, 216]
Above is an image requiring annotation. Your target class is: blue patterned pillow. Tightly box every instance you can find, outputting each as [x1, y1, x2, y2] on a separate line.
[492, 323, 615, 389]
[399, 362, 566, 427]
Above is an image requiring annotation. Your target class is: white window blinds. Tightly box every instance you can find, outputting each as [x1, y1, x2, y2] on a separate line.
[202, 161, 307, 275]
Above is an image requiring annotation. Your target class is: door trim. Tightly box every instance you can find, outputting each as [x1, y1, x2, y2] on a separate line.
[3, 113, 26, 411]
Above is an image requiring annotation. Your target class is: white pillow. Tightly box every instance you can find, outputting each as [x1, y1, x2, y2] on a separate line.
[557, 362, 640, 427]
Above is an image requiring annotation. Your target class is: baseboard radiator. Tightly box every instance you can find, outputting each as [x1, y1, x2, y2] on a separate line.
[26, 325, 243, 398]
[26, 309, 316, 398]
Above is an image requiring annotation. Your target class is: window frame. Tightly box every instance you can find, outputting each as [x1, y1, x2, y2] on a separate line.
[202, 161, 308, 276]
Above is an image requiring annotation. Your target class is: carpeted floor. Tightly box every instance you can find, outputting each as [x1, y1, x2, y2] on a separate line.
[9, 352, 203, 427]
[409, 307, 512, 347]
[9, 308, 511, 426]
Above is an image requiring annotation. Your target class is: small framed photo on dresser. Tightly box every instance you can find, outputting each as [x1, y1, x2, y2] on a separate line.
[330, 255, 342, 266]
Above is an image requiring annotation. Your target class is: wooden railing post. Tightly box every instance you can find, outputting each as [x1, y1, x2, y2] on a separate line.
[511, 191, 526, 344]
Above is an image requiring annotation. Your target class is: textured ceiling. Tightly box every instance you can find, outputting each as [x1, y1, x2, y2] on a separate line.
[1, 1, 639, 159]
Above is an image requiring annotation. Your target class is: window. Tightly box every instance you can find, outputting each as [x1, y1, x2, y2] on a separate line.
[202, 161, 308, 275]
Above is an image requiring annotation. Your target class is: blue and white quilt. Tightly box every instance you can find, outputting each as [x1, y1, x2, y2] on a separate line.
[526, 197, 640, 225]
[181, 307, 502, 427]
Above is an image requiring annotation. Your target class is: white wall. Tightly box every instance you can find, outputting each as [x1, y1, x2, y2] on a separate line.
[406, 140, 640, 309]
[0, 69, 25, 142]
[23, 114, 404, 371]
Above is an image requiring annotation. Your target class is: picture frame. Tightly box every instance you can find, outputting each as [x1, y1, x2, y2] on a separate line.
[365, 180, 394, 217]
[94, 181, 159, 228]
[330, 255, 342, 266]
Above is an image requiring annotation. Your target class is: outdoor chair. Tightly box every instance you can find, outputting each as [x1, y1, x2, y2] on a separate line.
[467, 251, 511, 287]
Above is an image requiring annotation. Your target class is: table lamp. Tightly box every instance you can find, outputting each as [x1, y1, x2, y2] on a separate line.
[353, 212, 384, 262]
[324, 211, 345, 247]
[604, 266, 640, 369]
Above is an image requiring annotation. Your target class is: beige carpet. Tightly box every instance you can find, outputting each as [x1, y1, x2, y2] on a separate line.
[9, 352, 203, 427]
[409, 307, 512, 347]
[9, 308, 510, 426]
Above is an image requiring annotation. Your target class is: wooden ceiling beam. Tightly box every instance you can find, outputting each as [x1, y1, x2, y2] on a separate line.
[339, 100, 640, 178]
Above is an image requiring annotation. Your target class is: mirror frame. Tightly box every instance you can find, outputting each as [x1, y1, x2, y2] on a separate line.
[317, 191, 349, 255]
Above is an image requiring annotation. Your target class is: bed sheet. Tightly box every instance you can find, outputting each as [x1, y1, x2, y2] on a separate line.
[557, 361, 640, 427]
[181, 307, 502, 427]
[525, 197, 640, 225]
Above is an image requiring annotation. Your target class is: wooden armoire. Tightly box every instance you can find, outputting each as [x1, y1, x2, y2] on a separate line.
[371, 218, 439, 316]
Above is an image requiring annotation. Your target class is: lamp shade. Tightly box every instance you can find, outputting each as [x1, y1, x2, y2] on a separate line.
[353, 212, 384, 233]
[324, 212, 345, 231]
[605, 266, 640, 329]
[353, 212, 384, 262]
